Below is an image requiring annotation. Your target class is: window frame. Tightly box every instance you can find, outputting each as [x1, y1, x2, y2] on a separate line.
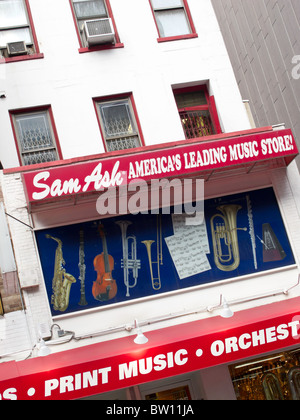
[0, 0, 43, 64]
[149, 0, 197, 43]
[173, 85, 222, 139]
[9, 105, 63, 167]
[69, 0, 124, 53]
[0, 293, 3, 316]
[93, 93, 145, 153]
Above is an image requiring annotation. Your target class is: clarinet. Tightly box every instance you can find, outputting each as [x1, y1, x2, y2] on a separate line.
[78, 229, 88, 306]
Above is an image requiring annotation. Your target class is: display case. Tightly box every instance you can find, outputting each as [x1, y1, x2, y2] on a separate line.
[229, 347, 300, 400]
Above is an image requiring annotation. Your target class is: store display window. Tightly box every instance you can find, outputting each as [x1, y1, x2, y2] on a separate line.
[229, 347, 300, 400]
[35, 187, 295, 316]
[144, 384, 192, 400]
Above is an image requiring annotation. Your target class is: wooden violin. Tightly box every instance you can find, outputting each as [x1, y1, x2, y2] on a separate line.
[92, 224, 117, 302]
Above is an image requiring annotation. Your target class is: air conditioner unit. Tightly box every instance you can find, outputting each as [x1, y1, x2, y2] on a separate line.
[84, 18, 116, 46]
[6, 41, 28, 56]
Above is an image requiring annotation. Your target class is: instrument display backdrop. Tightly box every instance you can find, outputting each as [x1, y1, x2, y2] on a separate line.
[35, 187, 295, 316]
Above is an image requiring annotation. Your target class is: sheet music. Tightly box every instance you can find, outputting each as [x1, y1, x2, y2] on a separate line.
[165, 230, 211, 280]
[172, 214, 210, 254]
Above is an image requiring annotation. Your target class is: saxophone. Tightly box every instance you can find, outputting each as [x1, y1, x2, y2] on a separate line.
[46, 234, 76, 312]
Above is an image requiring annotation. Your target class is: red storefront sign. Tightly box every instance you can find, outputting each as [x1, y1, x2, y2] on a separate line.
[21, 129, 298, 203]
[1, 297, 300, 400]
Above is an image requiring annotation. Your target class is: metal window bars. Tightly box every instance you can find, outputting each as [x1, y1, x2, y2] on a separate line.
[179, 109, 214, 139]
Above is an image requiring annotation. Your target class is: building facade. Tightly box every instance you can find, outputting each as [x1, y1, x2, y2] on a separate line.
[212, 0, 300, 173]
[0, 0, 300, 400]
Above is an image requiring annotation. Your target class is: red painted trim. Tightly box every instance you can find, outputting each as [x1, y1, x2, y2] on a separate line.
[9, 105, 63, 166]
[209, 95, 222, 135]
[93, 92, 145, 152]
[149, 0, 198, 42]
[4, 126, 275, 175]
[177, 105, 208, 112]
[9, 112, 23, 166]
[93, 98, 107, 152]
[69, 0, 122, 50]
[78, 43, 124, 54]
[25, 0, 40, 53]
[69, 0, 83, 48]
[129, 93, 146, 147]
[182, 0, 197, 34]
[0, 53, 44, 65]
[48, 107, 63, 161]
[148, 0, 160, 35]
[157, 33, 198, 43]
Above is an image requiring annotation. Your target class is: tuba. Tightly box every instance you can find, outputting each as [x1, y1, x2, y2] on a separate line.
[115, 221, 141, 297]
[46, 234, 76, 312]
[142, 215, 163, 290]
[210, 205, 247, 272]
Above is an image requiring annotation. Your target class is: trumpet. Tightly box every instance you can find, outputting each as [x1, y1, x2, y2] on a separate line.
[116, 220, 141, 297]
[210, 204, 247, 272]
[142, 215, 163, 291]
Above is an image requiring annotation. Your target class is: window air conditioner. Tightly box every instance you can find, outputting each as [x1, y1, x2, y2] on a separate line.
[84, 18, 116, 46]
[6, 41, 28, 56]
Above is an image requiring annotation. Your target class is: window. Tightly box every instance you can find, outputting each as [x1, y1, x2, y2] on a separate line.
[10, 107, 62, 166]
[229, 347, 300, 400]
[70, 0, 123, 51]
[0, 272, 23, 314]
[0, 0, 42, 61]
[150, 0, 197, 42]
[94, 95, 144, 152]
[173, 86, 222, 139]
[0, 293, 3, 316]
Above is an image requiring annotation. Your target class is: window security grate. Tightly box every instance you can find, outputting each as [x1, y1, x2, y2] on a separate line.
[106, 136, 140, 152]
[179, 110, 214, 139]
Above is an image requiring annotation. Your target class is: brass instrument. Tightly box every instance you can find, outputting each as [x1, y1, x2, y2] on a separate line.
[115, 220, 141, 297]
[78, 229, 88, 306]
[262, 373, 284, 400]
[288, 367, 300, 400]
[46, 234, 76, 312]
[142, 215, 163, 290]
[210, 204, 247, 272]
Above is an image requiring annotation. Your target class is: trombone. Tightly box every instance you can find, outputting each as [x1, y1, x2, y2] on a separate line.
[116, 220, 141, 297]
[142, 215, 163, 291]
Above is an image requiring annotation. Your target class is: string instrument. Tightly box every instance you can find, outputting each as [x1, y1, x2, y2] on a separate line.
[92, 224, 117, 302]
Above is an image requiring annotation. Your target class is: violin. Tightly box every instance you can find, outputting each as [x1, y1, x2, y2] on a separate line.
[92, 224, 117, 302]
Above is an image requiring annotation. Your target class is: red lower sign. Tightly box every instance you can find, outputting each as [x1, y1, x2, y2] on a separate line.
[1, 298, 300, 400]
[22, 129, 298, 203]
